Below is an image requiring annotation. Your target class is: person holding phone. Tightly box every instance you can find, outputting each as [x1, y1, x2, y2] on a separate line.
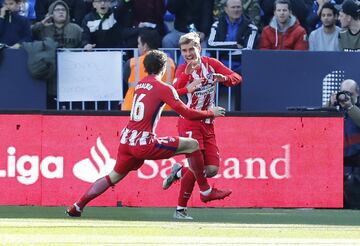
[0, 0, 31, 48]
[31, 0, 82, 48]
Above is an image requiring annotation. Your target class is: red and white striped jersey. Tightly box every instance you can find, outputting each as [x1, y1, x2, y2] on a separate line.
[174, 56, 242, 112]
[120, 75, 215, 146]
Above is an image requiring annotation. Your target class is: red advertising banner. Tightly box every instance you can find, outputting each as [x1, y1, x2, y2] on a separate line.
[0, 114, 343, 208]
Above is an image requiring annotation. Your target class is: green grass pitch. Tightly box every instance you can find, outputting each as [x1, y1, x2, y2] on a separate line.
[0, 206, 360, 245]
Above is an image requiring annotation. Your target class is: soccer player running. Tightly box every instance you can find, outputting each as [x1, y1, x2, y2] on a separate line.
[162, 32, 242, 220]
[66, 50, 226, 217]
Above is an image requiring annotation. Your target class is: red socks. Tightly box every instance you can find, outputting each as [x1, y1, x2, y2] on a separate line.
[76, 175, 113, 209]
[177, 170, 196, 207]
[187, 150, 210, 191]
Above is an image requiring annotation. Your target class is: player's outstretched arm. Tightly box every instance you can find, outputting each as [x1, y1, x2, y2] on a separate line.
[162, 84, 225, 120]
[172, 101, 215, 120]
[209, 57, 242, 86]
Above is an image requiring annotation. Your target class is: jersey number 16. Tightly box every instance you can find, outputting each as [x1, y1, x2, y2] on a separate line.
[130, 93, 146, 121]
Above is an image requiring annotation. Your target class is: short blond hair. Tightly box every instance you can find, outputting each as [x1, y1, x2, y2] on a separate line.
[179, 32, 201, 47]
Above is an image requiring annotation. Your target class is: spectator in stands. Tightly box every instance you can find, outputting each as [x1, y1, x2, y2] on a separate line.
[32, 0, 83, 48]
[121, 28, 176, 111]
[208, 0, 258, 69]
[306, 0, 337, 33]
[0, 0, 31, 48]
[18, 0, 36, 20]
[124, 0, 167, 38]
[259, 0, 308, 50]
[213, 0, 262, 28]
[328, 79, 360, 209]
[32, 0, 83, 109]
[308, 2, 341, 51]
[162, 0, 214, 49]
[338, 0, 360, 51]
[208, 0, 258, 110]
[35, 0, 87, 25]
[260, 0, 312, 32]
[82, 0, 138, 50]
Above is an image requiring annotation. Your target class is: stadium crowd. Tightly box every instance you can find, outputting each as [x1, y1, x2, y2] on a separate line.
[0, 0, 358, 104]
[0, 0, 359, 109]
[1, 0, 359, 51]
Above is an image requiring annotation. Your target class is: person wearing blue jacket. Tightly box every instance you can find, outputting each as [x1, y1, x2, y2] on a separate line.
[0, 0, 31, 48]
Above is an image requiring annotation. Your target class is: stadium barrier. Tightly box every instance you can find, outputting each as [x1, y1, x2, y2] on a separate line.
[242, 50, 360, 112]
[0, 111, 343, 208]
[2, 49, 360, 112]
[0, 48, 46, 110]
[56, 48, 242, 111]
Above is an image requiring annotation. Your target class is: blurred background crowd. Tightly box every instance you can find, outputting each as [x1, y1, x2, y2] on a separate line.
[1, 0, 359, 110]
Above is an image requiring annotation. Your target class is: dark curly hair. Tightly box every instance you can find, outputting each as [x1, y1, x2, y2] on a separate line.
[143, 50, 167, 75]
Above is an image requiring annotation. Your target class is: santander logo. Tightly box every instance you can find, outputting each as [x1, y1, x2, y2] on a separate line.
[65, 136, 292, 183]
[73, 137, 116, 183]
[0, 137, 291, 185]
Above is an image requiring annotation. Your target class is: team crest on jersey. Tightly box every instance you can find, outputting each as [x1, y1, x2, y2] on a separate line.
[206, 73, 214, 81]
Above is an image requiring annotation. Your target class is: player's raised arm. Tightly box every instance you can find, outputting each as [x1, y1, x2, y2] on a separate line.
[173, 64, 192, 96]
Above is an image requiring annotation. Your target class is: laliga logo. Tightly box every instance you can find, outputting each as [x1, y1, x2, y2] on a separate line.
[73, 137, 116, 183]
[0, 137, 116, 185]
[0, 146, 64, 185]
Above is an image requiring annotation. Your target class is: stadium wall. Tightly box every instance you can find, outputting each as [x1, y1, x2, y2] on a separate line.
[0, 111, 343, 208]
[242, 50, 360, 112]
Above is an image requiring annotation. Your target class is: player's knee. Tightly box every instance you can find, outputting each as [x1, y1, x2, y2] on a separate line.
[189, 139, 199, 152]
[205, 166, 218, 177]
[109, 170, 126, 184]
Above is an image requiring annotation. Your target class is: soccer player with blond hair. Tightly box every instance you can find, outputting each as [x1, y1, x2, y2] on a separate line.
[163, 32, 242, 219]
